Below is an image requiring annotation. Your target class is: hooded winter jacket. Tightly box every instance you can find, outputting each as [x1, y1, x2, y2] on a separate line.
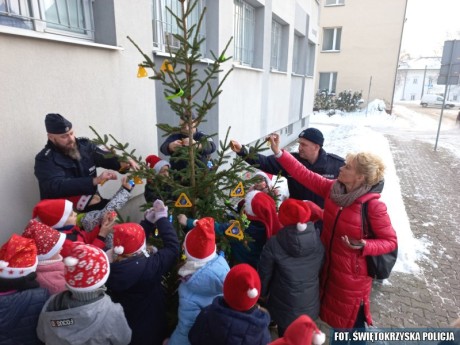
[276, 150, 397, 329]
[188, 296, 271, 345]
[258, 222, 324, 330]
[168, 254, 230, 345]
[106, 217, 180, 345]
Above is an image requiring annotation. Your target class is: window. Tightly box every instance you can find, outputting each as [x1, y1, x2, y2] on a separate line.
[325, 0, 344, 5]
[152, 0, 206, 55]
[0, 0, 94, 40]
[292, 34, 302, 74]
[413, 78, 418, 84]
[319, 72, 337, 94]
[271, 20, 282, 70]
[410, 94, 415, 101]
[306, 41, 315, 77]
[234, 0, 255, 66]
[322, 27, 341, 51]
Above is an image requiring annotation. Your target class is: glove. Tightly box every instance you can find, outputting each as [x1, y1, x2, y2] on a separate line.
[152, 199, 168, 223]
[144, 208, 156, 223]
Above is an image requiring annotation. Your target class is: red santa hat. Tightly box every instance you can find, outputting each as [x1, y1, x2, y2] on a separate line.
[146, 154, 170, 174]
[244, 191, 282, 238]
[0, 234, 38, 279]
[183, 217, 216, 262]
[22, 219, 66, 261]
[269, 314, 326, 345]
[278, 198, 312, 231]
[67, 195, 93, 212]
[302, 200, 324, 223]
[63, 244, 110, 292]
[223, 263, 261, 311]
[113, 223, 147, 256]
[33, 199, 74, 229]
[254, 170, 273, 188]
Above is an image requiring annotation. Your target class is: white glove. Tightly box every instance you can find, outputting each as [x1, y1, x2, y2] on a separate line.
[144, 208, 156, 223]
[153, 199, 168, 223]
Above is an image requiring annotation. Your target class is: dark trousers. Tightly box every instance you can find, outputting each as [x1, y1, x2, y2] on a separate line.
[331, 305, 366, 345]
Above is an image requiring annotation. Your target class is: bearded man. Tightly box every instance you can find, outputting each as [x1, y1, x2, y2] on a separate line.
[34, 113, 137, 212]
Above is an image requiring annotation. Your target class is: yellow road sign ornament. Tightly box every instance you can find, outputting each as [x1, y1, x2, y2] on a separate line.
[175, 193, 192, 207]
[225, 221, 244, 240]
[230, 182, 245, 197]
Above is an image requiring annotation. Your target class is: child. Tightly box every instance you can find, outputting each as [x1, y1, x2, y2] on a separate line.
[23, 219, 67, 294]
[0, 234, 49, 344]
[165, 217, 230, 345]
[37, 243, 132, 345]
[144, 154, 173, 204]
[258, 198, 325, 337]
[106, 200, 180, 345]
[33, 198, 116, 257]
[269, 315, 326, 345]
[188, 263, 271, 345]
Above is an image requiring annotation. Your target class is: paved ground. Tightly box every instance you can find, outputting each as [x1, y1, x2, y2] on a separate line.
[369, 134, 460, 328]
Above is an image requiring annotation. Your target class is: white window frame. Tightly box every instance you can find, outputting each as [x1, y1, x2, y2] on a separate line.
[0, 0, 94, 40]
[292, 33, 302, 74]
[325, 0, 344, 6]
[152, 0, 206, 55]
[271, 19, 282, 71]
[234, 0, 255, 66]
[306, 41, 315, 77]
[319, 72, 337, 94]
[322, 27, 341, 51]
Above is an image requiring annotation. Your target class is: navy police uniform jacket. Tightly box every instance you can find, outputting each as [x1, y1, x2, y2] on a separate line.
[188, 296, 271, 345]
[238, 146, 344, 208]
[34, 138, 122, 200]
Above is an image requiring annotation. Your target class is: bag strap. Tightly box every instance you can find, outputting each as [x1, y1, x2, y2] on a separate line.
[361, 201, 376, 239]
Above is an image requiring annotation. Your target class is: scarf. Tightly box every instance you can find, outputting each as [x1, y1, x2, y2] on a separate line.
[178, 254, 216, 281]
[330, 181, 372, 207]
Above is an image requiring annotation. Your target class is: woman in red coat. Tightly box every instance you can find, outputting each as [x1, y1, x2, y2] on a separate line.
[267, 133, 397, 330]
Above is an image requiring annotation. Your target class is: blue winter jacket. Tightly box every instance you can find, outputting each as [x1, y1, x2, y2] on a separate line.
[188, 296, 271, 345]
[0, 287, 49, 344]
[168, 254, 230, 345]
[106, 217, 180, 345]
[34, 138, 122, 200]
[160, 131, 216, 171]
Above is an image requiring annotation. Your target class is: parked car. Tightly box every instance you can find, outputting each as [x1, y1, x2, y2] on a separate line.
[420, 94, 456, 108]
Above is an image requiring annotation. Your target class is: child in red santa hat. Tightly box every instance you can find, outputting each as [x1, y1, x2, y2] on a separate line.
[37, 243, 132, 345]
[23, 219, 67, 295]
[33, 198, 117, 257]
[189, 263, 271, 345]
[105, 199, 180, 345]
[144, 154, 174, 205]
[269, 314, 326, 345]
[258, 198, 325, 337]
[0, 234, 50, 344]
[165, 217, 230, 345]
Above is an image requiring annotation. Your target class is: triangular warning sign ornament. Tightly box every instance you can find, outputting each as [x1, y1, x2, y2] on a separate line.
[230, 182, 245, 197]
[174, 193, 192, 208]
[225, 221, 244, 240]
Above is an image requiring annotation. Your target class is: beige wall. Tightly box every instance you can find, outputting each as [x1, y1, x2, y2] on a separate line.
[317, 0, 408, 106]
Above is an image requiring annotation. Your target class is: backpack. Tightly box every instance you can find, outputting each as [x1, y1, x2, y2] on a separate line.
[361, 201, 398, 280]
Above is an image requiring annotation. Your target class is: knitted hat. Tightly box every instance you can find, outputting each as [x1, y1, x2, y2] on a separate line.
[22, 219, 66, 261]
[269, 315, 326, 345]
[68, 195, 94, 212]
[45, 113, 72, 134]
[244, 191, 282, 238]
[113, 223, 147, 256]
[183, 217, 216, 262]
[0, 234, 38, 279]
[278, 198, 312, 231]
[33, 199, 74, 229]
[298, 128, 324, 147]
[223, 264, 261, 312]
[254, 170, 273, 188]
[64, 244, 110, 292]
[146, 155, 170, 174]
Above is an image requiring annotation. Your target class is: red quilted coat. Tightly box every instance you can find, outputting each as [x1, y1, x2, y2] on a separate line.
[277, 151, 397, 329]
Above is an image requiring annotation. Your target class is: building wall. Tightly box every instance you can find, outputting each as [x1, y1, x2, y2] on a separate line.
[0, 0, 316, 243]
[317, 0, 407, 106]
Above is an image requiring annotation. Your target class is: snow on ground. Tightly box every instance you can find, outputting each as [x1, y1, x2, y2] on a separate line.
[281, 100, 460, 276]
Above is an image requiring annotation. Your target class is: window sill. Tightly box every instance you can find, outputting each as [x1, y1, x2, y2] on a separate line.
[321, 50, 341, 53]
[324, 4, 345, 7]
[270, 69, 287, 75]
[0, 26, 123, 51]
[153, 50, 217, 65]
[291, 73, 314, 78]
[232, 63, 264, 73]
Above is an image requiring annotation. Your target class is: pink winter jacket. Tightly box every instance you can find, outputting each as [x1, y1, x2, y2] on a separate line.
[277, 150, 397, 329]
[36, 260, 67, 295]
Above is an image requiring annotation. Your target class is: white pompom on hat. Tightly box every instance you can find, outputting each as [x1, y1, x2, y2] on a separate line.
[278, 198, 312, 231]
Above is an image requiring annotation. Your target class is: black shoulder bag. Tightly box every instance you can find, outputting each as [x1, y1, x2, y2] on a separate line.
[362, 201, 398, 280]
